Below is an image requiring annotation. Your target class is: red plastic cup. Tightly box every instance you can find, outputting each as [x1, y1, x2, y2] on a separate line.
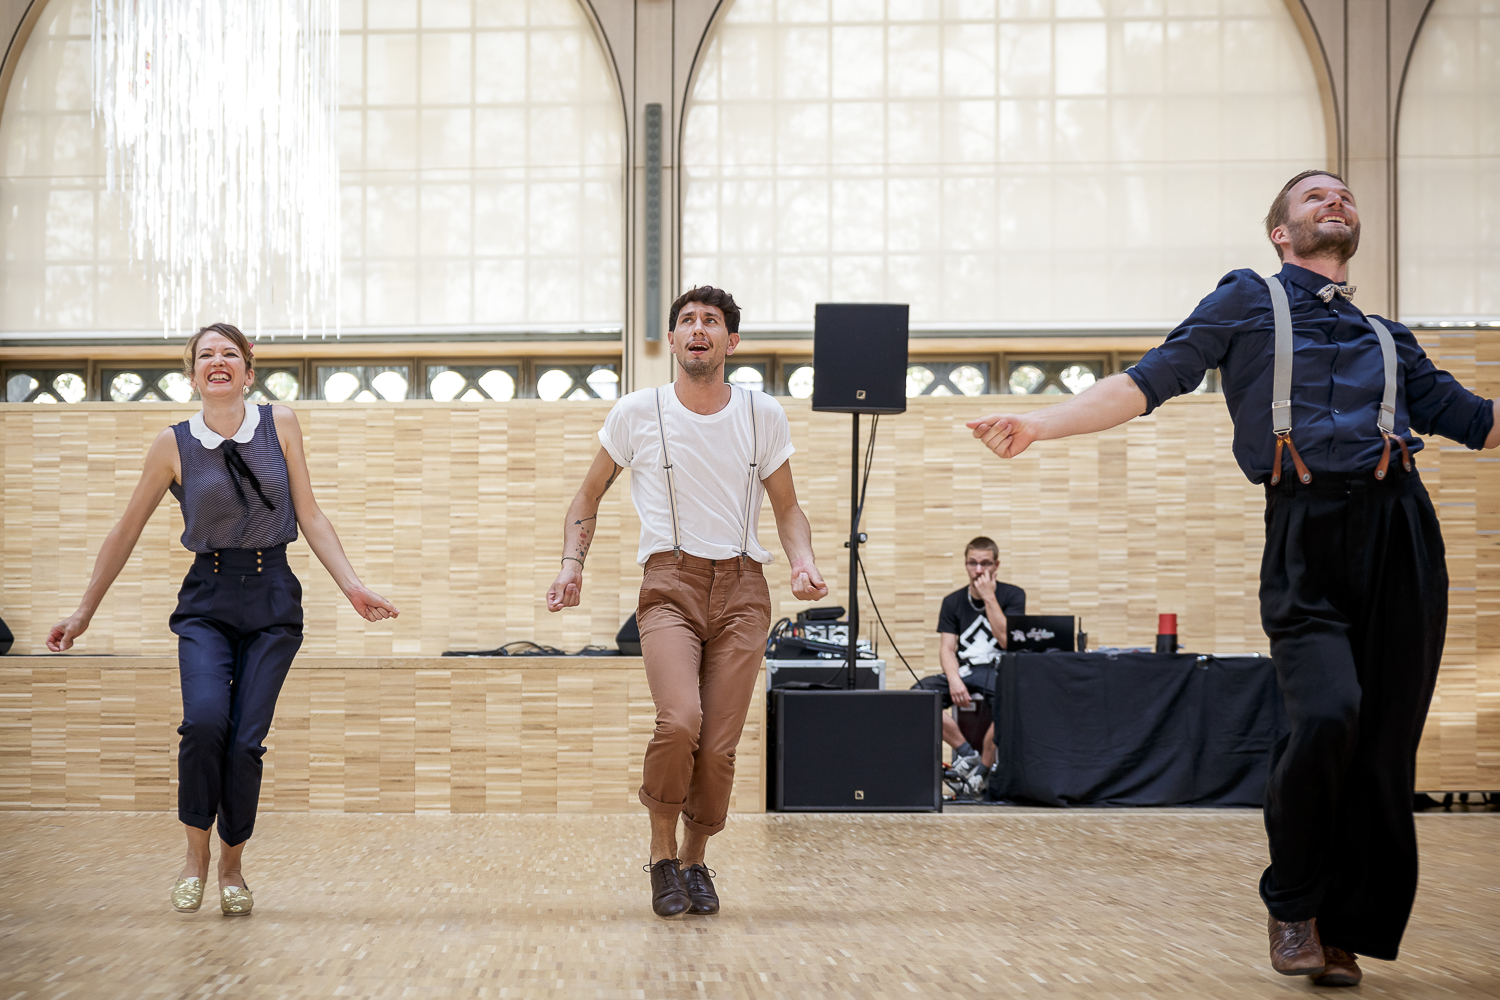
[1158, 613, 1177, 634]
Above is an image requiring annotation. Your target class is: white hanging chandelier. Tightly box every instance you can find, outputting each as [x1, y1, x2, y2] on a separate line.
[92, 0, 340, 337]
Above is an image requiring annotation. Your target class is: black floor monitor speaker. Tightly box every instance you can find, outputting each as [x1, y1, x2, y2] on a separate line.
[770, 689, 941, 811]
[811, 303, 909, 414]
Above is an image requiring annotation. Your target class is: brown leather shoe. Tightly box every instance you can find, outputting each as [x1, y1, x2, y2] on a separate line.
[681, 864, 719, 915]
[645, 859, 689, 918]
[1312, 946, 1361, 987]
[1268, 915, 1326, 976]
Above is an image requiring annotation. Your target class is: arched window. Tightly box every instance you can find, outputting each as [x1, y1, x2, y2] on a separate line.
[682, 0, 1326, 327]
[0, 0, 625, 335]
[1398, 0, 1500, 323]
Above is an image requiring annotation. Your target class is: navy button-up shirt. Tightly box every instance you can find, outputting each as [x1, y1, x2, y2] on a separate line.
[1126, 263, 1493, 485]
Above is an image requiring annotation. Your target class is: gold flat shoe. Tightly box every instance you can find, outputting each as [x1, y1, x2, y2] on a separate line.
[220, 883, 253, 916]
[171, 876, 204, 912]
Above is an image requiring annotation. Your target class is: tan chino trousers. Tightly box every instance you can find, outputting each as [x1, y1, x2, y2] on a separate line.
[636, 551, 772, 836]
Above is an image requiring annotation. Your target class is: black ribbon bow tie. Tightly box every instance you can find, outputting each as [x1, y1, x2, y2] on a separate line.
[1316, 283, 1356, 303]
[221, 440, 277, 511]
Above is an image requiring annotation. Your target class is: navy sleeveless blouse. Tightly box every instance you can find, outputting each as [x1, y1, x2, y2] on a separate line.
[170, 404, 298, 552]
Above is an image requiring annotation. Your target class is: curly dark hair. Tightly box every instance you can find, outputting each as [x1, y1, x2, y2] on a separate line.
[668, 286, 741, 334]
[1265, 169, 1348, 260]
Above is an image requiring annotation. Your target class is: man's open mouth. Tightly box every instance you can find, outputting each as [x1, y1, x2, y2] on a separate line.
[688, 341, 710, 355]
[1317, 214, 1348, 225]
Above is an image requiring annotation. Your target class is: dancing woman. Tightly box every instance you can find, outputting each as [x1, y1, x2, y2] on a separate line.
[47, 323, 398, 915]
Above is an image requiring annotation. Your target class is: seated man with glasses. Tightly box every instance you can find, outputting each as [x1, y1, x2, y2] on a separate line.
[911, 536, 1025, 797]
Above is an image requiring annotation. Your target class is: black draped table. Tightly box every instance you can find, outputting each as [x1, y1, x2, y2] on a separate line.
[989, 652, 1288, 807]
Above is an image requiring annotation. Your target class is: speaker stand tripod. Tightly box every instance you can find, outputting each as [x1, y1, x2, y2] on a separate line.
[844, 414, 865, 690]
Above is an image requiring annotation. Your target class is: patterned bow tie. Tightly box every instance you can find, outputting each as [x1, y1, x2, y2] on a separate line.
[1316, 283, 1356, 303]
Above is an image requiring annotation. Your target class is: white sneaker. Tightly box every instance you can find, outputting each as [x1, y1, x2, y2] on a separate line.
[961, 764, 990, 798]
[947, 753, 982, 782]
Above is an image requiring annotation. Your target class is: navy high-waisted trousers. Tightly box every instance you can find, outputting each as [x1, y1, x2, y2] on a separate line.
[1257, 467, 1445, 961]
[170, 545, 303, 845]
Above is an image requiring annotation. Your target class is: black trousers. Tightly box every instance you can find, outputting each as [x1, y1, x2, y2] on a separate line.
[170, 546, 303, 845]
[911, 665, 997, 707]
[1258, 467, 1445, 961]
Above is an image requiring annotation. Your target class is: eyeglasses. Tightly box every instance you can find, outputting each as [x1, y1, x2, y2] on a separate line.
[964, 560, 997, 569]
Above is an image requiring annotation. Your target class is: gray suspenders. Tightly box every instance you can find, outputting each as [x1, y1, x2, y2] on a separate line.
[1266, 276, 1410, 485]
[653, 384, 760, 560]
[653, 386, 685, 557]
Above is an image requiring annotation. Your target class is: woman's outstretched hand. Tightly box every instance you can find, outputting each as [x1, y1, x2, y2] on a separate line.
[345, 585, 399, 622]
[47, 611, 91, 652]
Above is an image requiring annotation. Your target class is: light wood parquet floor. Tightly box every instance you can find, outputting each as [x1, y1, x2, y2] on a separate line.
[0, 810, 1496, 999]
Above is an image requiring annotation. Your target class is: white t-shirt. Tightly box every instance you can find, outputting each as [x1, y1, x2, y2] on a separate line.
[599, 384, 796, 565]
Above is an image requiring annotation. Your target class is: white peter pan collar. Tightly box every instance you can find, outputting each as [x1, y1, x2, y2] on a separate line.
[188, 404, 260, 450]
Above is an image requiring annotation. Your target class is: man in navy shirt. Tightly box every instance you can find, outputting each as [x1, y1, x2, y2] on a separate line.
[967, 170, 1499, 988]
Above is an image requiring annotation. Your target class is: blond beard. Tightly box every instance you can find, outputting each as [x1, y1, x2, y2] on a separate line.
[1285, 214, 1361, 263]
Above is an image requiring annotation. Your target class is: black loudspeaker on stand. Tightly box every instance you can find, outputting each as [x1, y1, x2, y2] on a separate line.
[811, 302, 908, 690]
[765, 304, 938, 811]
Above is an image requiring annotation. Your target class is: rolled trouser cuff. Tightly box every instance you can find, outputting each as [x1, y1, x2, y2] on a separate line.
[680, 812, 727, 837]
[638, 787, 685, 816]
[217, 821, 255, 847]
[179, 809, 215, 832]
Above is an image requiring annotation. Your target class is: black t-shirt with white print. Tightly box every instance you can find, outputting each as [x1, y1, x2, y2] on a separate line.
[936, 583, 1027, 670]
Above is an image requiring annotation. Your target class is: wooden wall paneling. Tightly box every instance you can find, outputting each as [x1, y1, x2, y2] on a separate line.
[344, 661, 380, 812]
[309, 669, 345, 811]
[505, 404, 539, 649]
[99, 666, 134, 809]
[65, 667, 100, 809]
[269, 666, 309, 813]
[419, 414, 454, 658]
[486, 669, 524, 811]
[416, 668, 452, 812]
[3, 395, 1498, 790]
[451, 658, 487, 813]
[1, 666, 31, 808]
[588, 670, 631, 812]
[521, 669, 558, 813]
[136, 666, 175, 810]
[380, 667, 417, 813]
[1478, 324, 1500, 790]
[31, 667, 64, 808]
[557, 673, 593, 813]
[366, 408, 402, 656]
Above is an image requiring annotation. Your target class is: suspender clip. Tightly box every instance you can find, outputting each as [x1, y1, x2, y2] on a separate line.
[1272, 432, 1312, 486]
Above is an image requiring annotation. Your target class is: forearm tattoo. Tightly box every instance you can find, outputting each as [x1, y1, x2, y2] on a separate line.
[569, 515, 596, 562]
[594, 465, 621, 502]
[564, 466, 619, 566]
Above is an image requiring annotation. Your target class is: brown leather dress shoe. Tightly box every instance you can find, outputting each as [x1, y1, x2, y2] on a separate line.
[681, 864, 719, 915]
[645, 859, 689, 918]
[1268, 915, 1326, 976]
[1312, 946, 1361, 987]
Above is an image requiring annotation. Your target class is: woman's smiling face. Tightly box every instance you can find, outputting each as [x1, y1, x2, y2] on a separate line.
[192, 331, 254, 399]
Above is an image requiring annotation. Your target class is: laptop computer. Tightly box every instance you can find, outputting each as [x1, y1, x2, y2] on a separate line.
[1005, 615, 1076, 653]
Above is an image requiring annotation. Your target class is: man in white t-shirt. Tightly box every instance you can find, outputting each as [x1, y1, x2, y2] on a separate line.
[546, 286, 828, 919]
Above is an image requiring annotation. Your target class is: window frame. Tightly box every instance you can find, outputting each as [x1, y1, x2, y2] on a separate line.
[311, 359, 419, 402]
[419, 360, 524, 402]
